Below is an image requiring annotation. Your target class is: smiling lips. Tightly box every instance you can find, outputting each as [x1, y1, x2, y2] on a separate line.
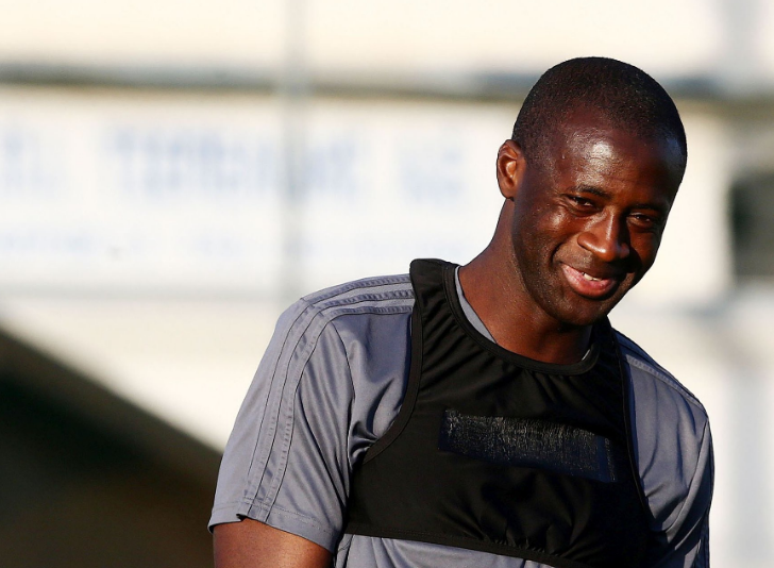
[561, 264, 621, 298]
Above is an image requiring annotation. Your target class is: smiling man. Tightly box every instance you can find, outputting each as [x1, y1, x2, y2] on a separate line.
[211, 58, 713, 568]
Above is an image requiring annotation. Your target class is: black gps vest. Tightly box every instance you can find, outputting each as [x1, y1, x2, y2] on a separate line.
[344, 259, 651, 568]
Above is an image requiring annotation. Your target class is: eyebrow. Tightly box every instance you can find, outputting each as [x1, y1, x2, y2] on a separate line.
[573, 185, 608, 198]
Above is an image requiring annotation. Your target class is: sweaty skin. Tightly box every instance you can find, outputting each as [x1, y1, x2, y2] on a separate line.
[459, 108, 685, 364]
[214, 518, 331, 568]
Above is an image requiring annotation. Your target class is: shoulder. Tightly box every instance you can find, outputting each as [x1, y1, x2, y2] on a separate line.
[614, 329, 713, 541]
[297, 274, 417, 446]
[210, 272, 416, 545]
[269, 273, 415, 363]
[276, 273, 417, 451]
[300, 272, 415, 319]
[615, 329, 708, 427]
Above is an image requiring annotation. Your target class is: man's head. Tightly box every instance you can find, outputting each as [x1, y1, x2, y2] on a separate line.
[493, 57, 686, 329]
[511, 57, 687, 177]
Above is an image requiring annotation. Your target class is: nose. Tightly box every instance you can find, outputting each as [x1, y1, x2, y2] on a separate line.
[576, 214, 631, 263]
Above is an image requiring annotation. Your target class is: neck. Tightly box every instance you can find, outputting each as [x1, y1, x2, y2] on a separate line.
[459, 204, 593, 365]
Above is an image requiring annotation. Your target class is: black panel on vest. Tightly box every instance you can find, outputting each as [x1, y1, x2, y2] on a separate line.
[345, 259, 650, 568]
[439, 409, 622, 483]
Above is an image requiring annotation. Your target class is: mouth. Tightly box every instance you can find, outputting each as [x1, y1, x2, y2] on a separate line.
[560, 264, 621, 299]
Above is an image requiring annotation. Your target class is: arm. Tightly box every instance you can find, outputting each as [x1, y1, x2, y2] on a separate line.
[645, 420, 714, 567]
[213, 519, 331, 568]
[619, 339, 715, 568]
[209, 301, 357, 562]
[210, 287, 413, 566]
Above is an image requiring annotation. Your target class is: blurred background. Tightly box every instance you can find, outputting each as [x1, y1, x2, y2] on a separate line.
[0, 0, 772, 566]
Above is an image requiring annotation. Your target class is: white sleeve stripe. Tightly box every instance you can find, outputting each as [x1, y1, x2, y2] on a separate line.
[239, 293, 414, 516]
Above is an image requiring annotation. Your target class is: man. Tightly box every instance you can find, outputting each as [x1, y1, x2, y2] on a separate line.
[210, 57, 713, 568]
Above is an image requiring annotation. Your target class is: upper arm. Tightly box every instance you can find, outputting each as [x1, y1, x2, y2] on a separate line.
[623, 349, 714, 567]
[645, 420, 713, 567]
[213, 519, 331, 568]
[210, 301, 356, 551]
[209, 291, 413, 564]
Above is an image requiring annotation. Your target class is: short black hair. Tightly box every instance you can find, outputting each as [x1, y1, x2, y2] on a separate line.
[512, 57, 687, 172]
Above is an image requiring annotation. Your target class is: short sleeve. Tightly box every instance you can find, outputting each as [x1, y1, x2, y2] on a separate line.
[646, 421, 713, 567]
[209, 278, 415, 552]
[621, 340, 715, 568]
[209, 299, 356, 551]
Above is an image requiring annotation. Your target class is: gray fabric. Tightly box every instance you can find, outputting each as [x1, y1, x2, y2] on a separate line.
[211, 272, 713, 568]
[454, 267, 495, 341]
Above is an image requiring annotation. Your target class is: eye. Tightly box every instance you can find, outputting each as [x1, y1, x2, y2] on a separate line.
[629, 212, 660, 230]
[565, 195, 596, 212]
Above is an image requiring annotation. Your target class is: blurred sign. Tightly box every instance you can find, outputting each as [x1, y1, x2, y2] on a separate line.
[0, 90, 511, 295]
[0, 89, 732, 306]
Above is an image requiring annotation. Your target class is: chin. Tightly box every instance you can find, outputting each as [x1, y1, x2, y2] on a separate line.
[556, 312, 608, 329]
[552, 298, 622, 328]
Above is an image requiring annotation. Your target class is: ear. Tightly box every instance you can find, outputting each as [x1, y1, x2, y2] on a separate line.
[496, 140, 526, 200]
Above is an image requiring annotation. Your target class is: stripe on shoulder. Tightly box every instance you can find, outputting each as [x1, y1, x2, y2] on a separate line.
[278, 274, 414, 346]
[302, 273, 414, 308]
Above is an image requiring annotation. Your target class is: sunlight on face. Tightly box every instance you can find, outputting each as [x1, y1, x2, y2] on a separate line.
[588, 139, 615, 162]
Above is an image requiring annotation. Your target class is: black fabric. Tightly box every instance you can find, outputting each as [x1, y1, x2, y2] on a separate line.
[439, 409, 621, 483]
[345, 259, 650, 568]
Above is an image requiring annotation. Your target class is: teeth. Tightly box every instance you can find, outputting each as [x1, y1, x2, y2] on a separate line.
[582, 272, 601, 282]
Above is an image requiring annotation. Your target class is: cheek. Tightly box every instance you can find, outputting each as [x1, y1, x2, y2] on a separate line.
[630, 234, 662, 272]
[519, 200, 571, 234]
[540, 213, 587, 250]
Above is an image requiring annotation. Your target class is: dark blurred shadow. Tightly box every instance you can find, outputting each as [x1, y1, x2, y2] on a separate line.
[0, 329, 220, 568]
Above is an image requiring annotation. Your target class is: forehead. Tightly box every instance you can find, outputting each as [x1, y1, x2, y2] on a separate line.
[543, 111, 685, 196]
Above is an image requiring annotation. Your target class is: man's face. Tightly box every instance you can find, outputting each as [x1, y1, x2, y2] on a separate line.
[505, 113, 684, 328]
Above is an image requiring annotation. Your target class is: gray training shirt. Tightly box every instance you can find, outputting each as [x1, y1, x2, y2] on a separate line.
[210, 271, 713, 567]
